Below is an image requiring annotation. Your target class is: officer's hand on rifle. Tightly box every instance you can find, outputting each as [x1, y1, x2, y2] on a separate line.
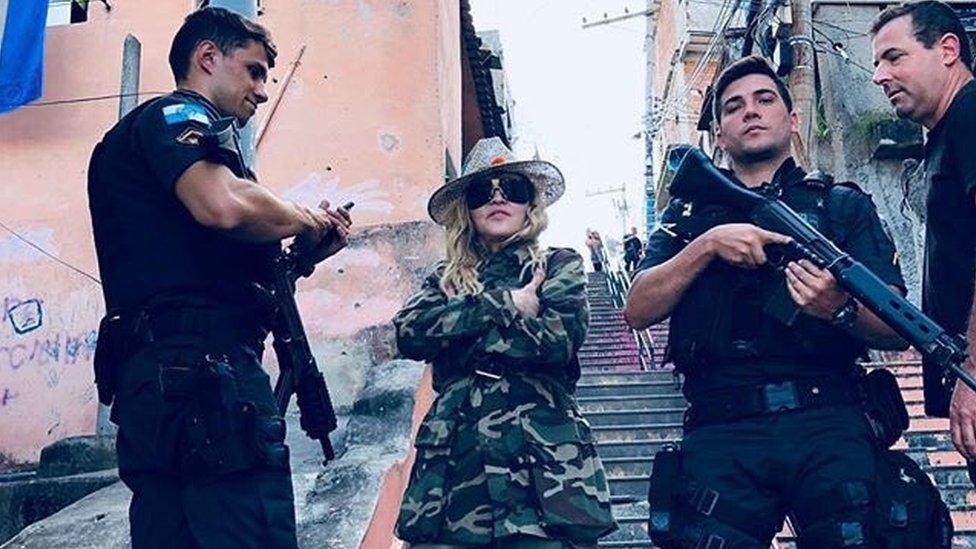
[293, 204, 334, 253]
[784, 259, 851, 320]
[951, 374, 976, 460]
[702, 223, 791, 269]
[298, 200, 352, 264]
[511, 268, 546, 318]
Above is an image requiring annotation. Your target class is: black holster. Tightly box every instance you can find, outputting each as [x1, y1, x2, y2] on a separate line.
[92, 313, 126, 406]
[874, 449, 953, 547]
[861, 368, 909, 448]
[648, 443, 683, 547]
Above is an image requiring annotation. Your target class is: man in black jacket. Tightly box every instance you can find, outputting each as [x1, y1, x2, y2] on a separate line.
[87, 8, 350, 548]
[872, 0, 976, 464]
[625, 56, 918, 547]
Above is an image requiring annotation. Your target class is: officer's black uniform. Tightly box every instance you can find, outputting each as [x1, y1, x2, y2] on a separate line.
[623, 233, 643, 272]
[637, 158, 914, 547]
[87, 90, 297, 548]
[920, 80, 976, 417]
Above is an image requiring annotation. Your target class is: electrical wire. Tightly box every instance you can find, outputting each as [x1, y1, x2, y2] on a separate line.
[0, 220, 101, 286]
[25, 91, 167, 108]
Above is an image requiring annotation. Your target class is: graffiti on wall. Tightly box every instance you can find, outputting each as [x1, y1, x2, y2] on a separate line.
[4, 296, 43, 334]
[0, 283, 102, 462]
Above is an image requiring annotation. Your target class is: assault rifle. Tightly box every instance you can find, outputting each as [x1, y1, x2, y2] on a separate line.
[269, 202, 353, 465]
[669, 149, 976, 395]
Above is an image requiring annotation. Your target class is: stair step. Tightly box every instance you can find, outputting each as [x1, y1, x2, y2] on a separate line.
[578, 394, 688, 412]
[579, 370, 677, 384]
[591, 423, 684, 443]
[578, 363, 644, 373]
[587, 323, 632, 331]
[895, 375, 923, 389]
[596, 438, 682, 458]
[579, 357, 644, 367]
[608, 474, 651, 497]
[580, 339, 639, 348]
[576, 381, 682, 398]
[611, 494, 643, 505]
[586, 408, 687, 427]
[602, 455, 656, 477]
[579, 349, 643, 359]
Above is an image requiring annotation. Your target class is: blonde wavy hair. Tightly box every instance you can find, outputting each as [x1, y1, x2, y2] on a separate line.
[440, 195, 549, 297]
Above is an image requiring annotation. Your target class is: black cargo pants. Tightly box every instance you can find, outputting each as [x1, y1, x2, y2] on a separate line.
[112, 333, 297, 549]
[669, 405, 881, 548]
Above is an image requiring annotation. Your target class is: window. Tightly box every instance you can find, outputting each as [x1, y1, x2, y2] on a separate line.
[46, 0, 88, 26]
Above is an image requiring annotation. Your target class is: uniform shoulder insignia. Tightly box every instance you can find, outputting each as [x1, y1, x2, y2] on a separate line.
[175, 127, 204, 145]
[161, 102, 211, 127]
[801, 169, 834, 189]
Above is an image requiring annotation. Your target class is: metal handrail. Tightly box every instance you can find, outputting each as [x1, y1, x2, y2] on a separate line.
[595, 244, 658, 370]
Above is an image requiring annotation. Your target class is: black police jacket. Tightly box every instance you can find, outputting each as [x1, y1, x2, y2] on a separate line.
[87, 90, 278, 315]
[637, 158, 906, 394]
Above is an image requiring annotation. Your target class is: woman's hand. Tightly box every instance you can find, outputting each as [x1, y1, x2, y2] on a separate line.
[510, 268, 546, 318]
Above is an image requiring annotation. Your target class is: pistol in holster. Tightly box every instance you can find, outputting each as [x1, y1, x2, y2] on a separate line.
[648, 443, 683, 547]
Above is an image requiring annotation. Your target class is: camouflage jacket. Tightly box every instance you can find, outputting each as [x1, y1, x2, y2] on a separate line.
[393, 244, 617, 544]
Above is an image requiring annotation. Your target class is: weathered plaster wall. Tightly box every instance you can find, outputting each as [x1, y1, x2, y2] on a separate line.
[0, 0, 457, 465]
[814, 3, 926, 301]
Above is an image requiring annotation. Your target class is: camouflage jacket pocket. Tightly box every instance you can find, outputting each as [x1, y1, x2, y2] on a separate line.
[396, 418, 456, 542]
[524, 413, 618, 542]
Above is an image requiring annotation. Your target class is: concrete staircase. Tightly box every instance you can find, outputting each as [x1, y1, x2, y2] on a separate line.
[577, 272, 976, 547]
[578, 272, 683, 548]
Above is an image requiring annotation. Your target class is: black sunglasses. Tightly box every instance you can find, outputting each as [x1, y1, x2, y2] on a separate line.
[464, 173, 535, 209]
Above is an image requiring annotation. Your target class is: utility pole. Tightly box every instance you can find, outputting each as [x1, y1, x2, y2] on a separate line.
[586, 186, 630, 236]
[789, 0, 816, 167]
[96, 33, 141, 438]
[211, 0, 259, 170]
[643, 0, 659, 226]
[581, 6, 656, 29]
[582, 3, 659, 230]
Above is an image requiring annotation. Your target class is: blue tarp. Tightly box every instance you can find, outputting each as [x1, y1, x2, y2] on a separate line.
[0, 0, 47, 114]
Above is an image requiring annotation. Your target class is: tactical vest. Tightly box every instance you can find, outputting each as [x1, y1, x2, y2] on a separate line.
[665, 170, 867, 372]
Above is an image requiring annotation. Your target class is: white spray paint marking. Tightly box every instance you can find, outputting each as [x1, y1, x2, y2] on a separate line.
[284, 173, 394, 214]
[0, 228, 57, 263]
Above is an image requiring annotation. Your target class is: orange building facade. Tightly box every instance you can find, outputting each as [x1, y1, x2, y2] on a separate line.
[0, 0, 471, 466]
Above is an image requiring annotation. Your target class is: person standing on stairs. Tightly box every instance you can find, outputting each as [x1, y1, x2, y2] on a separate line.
[392, 137, 617, 548]
[624, 56, 950, 547]
[586, 229, 606, 272]
[870, 0, 976, 468]
[623, 227, 644, 273]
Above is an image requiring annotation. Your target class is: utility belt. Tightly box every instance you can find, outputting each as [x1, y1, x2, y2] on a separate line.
[685, 368, 910, 447]
[684, 376, 861, 429]
[93, 301, 272, 406]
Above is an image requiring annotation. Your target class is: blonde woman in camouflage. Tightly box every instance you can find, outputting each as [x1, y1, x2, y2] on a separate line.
[393, 137, 617, 548]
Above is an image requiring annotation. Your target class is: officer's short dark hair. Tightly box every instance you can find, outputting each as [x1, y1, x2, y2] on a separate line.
[871, 1, 974, 71]
[168, 7, 277, 84]
[712, 55, 793, 124]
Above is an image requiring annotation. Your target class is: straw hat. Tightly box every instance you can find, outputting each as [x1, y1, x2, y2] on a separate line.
[427, 137, 565, 225]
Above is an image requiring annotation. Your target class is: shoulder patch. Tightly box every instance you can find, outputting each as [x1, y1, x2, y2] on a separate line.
[175, 127, 204, 145]
[162, 103, 211, 127]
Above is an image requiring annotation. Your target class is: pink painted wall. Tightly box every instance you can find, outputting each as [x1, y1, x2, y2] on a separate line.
[0, 0, 459, 466]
